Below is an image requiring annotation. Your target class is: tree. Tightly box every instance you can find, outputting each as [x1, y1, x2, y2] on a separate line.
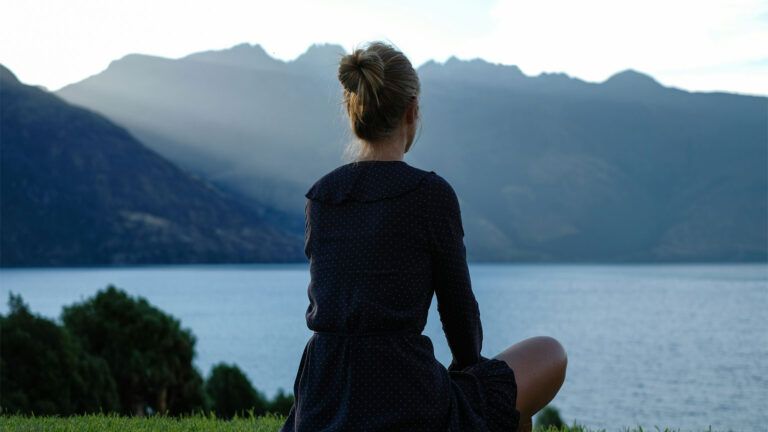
[267, 388, 295, 416]
[535, 404, 565, 429]
[61, 285, 206, 415]
[205, 363, 267, 418]
[0, 293, 119, 415]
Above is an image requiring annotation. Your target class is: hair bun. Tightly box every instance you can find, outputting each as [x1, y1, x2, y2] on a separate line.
[337, 41, 420, 144]
[338, 49, 385, 104]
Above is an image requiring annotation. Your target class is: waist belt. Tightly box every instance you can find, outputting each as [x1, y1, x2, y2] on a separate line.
[313, 329, 420, 338]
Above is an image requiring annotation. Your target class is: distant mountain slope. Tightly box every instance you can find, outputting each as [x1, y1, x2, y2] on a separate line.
[416, 62, 767, 261]
[58, 44, 348, 215]
[56, 44, 768, 262]
[0, 64, 303, 266]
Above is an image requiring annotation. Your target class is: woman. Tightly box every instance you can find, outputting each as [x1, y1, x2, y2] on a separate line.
[281, 41, 567, 432]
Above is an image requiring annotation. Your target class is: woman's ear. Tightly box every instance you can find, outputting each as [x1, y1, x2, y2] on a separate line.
[405, 98, 418, 125]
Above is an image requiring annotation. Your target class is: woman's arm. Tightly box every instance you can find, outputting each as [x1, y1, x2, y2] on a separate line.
[425, 175, 483, 371]
[304, 198, 312, 260]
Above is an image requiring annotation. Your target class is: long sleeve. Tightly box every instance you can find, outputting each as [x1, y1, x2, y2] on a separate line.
[425, 176, 482, 371]
[304, 198, 312, 260]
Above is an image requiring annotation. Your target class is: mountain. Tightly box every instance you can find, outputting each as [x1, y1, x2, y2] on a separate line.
[182, 43, 285, 71]
[0, 64, 304, 266]
[56, 44, 768, 262]
[415, 62, 767, 261]
[58, 44, 348, 215]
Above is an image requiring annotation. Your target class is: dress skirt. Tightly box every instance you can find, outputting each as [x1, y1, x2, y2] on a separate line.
[448, 356, 521, 432]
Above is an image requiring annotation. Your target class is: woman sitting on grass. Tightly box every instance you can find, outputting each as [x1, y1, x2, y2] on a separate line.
[280, 41, 568, 432]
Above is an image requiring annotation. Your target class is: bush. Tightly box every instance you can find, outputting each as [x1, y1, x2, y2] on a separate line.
[267, 388, 294, 416]
[0, 293, 119, 415]
[206, 363, 268, 418]
[535, 405, 565, 429]
[61, 285, 206, 415]
[1, 287, 294, 418]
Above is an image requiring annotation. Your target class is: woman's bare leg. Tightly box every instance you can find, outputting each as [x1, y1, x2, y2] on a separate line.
[493, 336, 568, 432]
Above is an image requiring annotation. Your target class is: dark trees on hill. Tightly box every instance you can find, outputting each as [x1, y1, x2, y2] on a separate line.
[61, 285, 207, 415]
[0, 287, 293, 417]
[205, 363, 268, 418]
[0, 294, 120, 415]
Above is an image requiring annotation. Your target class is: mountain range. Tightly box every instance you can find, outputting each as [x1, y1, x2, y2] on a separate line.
[1, 64, 303, 266]
[5, 42, 766, 263]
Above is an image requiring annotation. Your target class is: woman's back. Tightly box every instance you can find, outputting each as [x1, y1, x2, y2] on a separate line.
[281, 160, 515, 431]
[305, 160, 437, 334]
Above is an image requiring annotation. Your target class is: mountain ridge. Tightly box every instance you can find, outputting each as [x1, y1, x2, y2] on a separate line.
[70, 43, 682, 93]
[51, 42, 767, 97]
[53, 44, 768, 262]
[1, 63, 304, 267]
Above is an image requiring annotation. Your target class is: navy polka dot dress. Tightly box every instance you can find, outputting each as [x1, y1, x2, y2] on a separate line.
[280, 160, 520, 432]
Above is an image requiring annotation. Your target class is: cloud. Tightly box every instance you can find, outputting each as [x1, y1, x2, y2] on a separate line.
[0, 0, 765, 94]
[459, 0, 768, 94]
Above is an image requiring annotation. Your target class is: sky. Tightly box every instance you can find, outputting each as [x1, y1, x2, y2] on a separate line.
[1, 0, 767, 95]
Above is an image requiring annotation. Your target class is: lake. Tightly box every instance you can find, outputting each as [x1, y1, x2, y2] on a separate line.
[1, 263, 766, 431]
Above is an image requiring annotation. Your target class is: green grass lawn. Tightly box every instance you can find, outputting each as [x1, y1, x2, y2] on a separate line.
[0, 413, 285, 432]
[0, 414, 726, 432]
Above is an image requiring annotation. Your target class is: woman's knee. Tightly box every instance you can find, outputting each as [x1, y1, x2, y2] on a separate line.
[494, 336, 567, 371]
[533, 336, 567, 378]
[494, 335, 568, 416]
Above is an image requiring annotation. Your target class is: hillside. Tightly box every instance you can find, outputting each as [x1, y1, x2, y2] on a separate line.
[56, 44, 768, 262]
[0, 64, 303, 266]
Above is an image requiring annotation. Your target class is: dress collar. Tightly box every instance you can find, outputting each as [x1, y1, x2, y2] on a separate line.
[305, 160, 433, 204]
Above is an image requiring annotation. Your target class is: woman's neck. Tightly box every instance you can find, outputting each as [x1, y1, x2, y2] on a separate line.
[358, 131, 407, 162]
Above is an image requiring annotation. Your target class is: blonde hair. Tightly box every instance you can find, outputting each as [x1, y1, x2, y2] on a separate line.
[338, 41, 420, 160]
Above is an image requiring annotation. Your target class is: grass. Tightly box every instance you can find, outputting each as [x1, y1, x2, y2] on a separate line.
[0, 414, 730, 432]
[0, 412, 286, 432]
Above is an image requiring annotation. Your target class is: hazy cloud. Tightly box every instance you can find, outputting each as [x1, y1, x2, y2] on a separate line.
[0, 0, 765, 94]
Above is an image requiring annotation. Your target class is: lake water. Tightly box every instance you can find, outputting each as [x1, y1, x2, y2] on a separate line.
[1, 264, 766, 431]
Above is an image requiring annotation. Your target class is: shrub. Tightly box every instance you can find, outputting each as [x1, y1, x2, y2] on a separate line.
[535, 405, 565, 429]
[0, 293, 119, 415]
[267, 388, 294, 416]
[61, 285, 206, 415]
[206, 363, 268, 418]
